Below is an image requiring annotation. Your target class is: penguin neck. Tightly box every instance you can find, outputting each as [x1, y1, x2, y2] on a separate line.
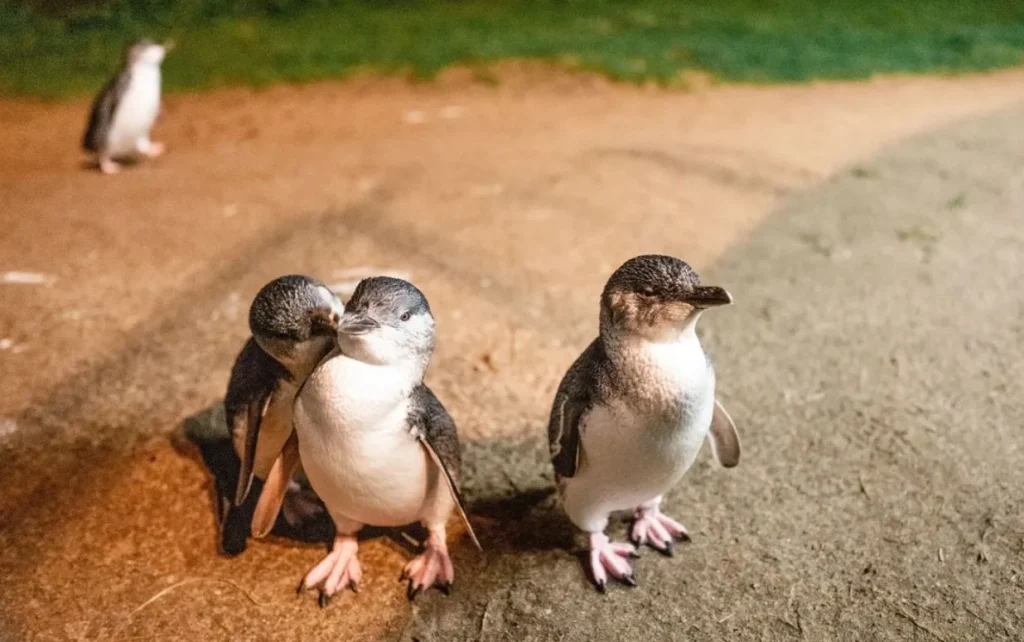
[603, 312, 708, 394]
[337, 341, 429, 392]
[604, 310, 704, 352]
[130, 57, 160, 70]
[130, 60, 160, 77]
[260, 335, 336, 383]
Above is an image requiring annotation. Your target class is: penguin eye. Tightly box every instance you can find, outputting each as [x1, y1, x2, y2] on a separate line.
[400, 311, 411, 322]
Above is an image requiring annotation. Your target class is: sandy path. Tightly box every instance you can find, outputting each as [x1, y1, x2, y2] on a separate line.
[1, 69, 1023, 640]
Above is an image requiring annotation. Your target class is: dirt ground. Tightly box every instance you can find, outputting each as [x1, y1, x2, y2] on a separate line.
[1, 68, 1023, 641]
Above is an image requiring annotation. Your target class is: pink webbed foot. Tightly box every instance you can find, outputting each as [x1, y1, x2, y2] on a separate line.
[631, 505, 691, 556]
[588, 532, 639, 592]
[138, 140, 165, 158]
[99, 158, 121, 174]
[300, 534, 362, 607]
[402, 529, 454, 599]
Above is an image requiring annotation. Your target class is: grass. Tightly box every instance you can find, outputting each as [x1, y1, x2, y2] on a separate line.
[2, 0, 1024, 99]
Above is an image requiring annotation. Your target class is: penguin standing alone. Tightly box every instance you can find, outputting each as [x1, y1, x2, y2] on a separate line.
[548, 254, 741, 590]
[82, 39, 171, 174]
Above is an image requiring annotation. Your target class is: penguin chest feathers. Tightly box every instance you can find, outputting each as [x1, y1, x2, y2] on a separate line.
[566, 335, 715, 514]
[293, 354, 432, 527]
[602, 335, 716, 473]
[109, 65, 161, 154]
[617, 335, 714, 425]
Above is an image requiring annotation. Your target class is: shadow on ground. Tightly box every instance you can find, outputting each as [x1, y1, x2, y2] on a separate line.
[179, 402, 564, 557]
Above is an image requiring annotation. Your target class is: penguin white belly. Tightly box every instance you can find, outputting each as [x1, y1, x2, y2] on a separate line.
[562, 338, 715, 531]
[294, 353, 430, 528]
[107, 66, 161, 156]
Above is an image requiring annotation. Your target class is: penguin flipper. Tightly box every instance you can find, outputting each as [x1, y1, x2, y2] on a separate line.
[225, 338, 290, 507]
[550, 396, 585, 478]
[234, 389, 275, 506]
[251, 431, 301, 538]
[708, 399, 741, 468]
[547, 339, 605, 479]
[410, 384, 482, 552]
[83, 70, 129, 153]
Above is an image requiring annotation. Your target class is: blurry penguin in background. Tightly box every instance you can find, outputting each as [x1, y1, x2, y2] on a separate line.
[82, 39, 172, 174]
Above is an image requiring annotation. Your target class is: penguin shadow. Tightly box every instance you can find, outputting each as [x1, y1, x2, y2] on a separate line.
[77, 157, 143, 173]
[174, 403, 334, 556]
[467, 486, 572, 553]
[460, 437, 576, 554]
[177, 403, 574, 558]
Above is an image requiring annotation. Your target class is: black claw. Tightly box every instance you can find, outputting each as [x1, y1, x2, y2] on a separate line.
[438, 582, 452, 596]
[678, 532, 692, 542]
[629, 549, 642, 559]
[350, 581, 360, 594]
[622, 575, 637, 587]
[407, 583, 422, 601]
[595, 580, 607, 594]
[657, 542, 674, 558]
[318, 591, 329, 609]
[295, 579, 306, 596]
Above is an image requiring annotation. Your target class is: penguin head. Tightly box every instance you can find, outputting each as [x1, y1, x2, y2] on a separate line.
[248, 275, 344, 372]
[600, 254, 732, 340]
[127, 39, 168, 67]
[337, 276, 435, 367]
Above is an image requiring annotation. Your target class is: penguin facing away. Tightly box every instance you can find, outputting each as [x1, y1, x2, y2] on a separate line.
[548, 254, 741, 591]
[82, 39, 172, 174]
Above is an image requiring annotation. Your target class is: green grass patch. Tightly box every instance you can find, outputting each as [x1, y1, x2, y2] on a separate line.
[2, 0, 1024, 99]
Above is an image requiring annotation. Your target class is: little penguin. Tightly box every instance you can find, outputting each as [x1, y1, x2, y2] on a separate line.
[82, 39, 171, 174]
[253, 276, 480, 604]
[221, 275, 345, 555]
[547, 254, 741, 591]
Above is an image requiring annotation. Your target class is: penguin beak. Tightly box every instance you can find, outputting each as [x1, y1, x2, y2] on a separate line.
[339, 311, 380, 336]
[682, 286, 733, 308]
